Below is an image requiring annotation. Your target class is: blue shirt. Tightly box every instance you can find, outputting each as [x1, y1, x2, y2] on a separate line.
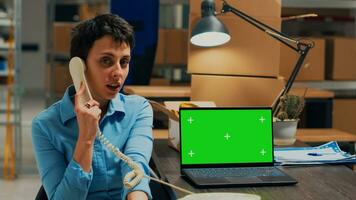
[32, 86, 153, 200]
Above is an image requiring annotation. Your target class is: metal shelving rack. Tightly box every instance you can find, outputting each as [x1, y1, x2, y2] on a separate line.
[0, 0, 22, 179]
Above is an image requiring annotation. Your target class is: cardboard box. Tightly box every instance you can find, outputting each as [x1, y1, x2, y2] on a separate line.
[54, 64, 72, 94]
[188, 14, 281, 77]
[154, 29, 166, 65]
[191, 74, 285, 107]
[79, 3, 107, 20]
[164, 101, 216, 151]
[326, 37, 356, 80]
[53, 23, 75, 54]
[280, 38, 325, 81]
[165, 29, 188, 64]
[333, 99, 356, 135]
[189, 0, 281, 17]
[149, 77, 170, 86]
[155, 29, 188, 65]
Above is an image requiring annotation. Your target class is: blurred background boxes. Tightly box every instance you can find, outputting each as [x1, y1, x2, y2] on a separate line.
[149, 77, 170, 86]
[165, 29, 188, 64]
[190, 74, 284, 107]
[333, 99, 356, 135]
[154, 29, 166, 65]
[52, 23, 75, 95]
[326, 37, 356, 80]
[78, 2, 107, 20]
[280, 38, 325, 81]
[188, 14, 281, 77]
[53, 22, 75, 54]
[154, 28, 188, 65]
[189, 0, 281, 17]
[54, 64, 71, 94]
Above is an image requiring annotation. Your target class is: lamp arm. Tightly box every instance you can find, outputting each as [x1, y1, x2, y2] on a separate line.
[220, 1, 314, 116]
[221, 1, 301, 52]
[283, 46, 311, 96]
[271, 45, 312, 117]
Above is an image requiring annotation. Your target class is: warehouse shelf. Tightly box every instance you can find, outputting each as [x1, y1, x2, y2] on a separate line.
[295, 81, 356, 90]
[282, 0, 356, 9]
[294, 81, 356, 98]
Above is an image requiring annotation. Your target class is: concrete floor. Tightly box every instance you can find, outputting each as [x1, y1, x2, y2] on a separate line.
[0, 93, 44, 199]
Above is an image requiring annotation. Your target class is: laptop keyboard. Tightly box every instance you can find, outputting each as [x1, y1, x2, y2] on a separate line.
[187, 167, 284, 178]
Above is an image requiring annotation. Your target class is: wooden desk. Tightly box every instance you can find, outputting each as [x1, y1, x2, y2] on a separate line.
[154, 129, 356, 170]
[123, 86, 190, 98]
[123, 85, 334, 99]
[297, 128, 356, 144]
[152, 139, 356, 199]
[297, 129, 356, 171]
[297, 128, 356, 171]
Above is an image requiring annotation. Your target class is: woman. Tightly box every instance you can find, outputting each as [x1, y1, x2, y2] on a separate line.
[32, 14, 153, 200]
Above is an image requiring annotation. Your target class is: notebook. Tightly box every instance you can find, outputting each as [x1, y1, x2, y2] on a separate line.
[179, 107, 297, 187]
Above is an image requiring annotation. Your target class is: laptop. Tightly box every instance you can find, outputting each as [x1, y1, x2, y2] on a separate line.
[179, 107, 297, 188]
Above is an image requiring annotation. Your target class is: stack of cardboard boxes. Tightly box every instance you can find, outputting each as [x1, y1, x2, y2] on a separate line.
[188, 0, 284, 106]
[325, 37, 356, 80]
[326, 37, 356, 134]
[280, 35, 356, 134]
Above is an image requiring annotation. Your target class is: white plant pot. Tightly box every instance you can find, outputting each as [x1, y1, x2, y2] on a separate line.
[273, 119, 299, 145]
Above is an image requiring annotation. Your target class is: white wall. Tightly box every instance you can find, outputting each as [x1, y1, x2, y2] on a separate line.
[20, 0, 46, 94]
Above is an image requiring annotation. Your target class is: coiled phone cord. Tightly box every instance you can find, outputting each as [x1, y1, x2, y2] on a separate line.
[97, 131, 194, 195]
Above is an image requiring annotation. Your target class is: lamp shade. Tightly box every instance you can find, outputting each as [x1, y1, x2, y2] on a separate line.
[190, 15, 231, 47]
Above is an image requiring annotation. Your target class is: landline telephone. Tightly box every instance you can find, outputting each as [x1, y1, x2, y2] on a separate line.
[68, 57, 260, 200]
[68, 57, 192, 192]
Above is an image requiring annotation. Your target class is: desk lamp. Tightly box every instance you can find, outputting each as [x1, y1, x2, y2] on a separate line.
[190, 0, 314, 116]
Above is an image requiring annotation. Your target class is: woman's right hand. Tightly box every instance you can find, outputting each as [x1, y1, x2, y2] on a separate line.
[74, 82, 102, 143]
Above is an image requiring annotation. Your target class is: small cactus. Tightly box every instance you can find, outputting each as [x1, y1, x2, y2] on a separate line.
[276, 95, 305, 121]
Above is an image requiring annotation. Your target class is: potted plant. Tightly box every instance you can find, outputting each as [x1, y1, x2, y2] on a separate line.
[273, 95, 305, 145]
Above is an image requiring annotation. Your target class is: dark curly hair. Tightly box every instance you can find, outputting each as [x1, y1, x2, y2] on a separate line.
[70, 14, 134, 61]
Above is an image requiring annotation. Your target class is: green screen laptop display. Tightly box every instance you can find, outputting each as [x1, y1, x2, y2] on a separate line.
[180, 108, 273, 165]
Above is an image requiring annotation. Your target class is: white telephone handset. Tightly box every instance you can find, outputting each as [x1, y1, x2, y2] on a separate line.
[69, 57, 143, 188]
[69, 57, 93, 106]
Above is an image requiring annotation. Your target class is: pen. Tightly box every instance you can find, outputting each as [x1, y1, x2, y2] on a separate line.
[307, 153, 336, 156]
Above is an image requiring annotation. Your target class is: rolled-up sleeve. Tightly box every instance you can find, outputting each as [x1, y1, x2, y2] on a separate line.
[120, 99, 153, 200]
[32, 119, 93, 200]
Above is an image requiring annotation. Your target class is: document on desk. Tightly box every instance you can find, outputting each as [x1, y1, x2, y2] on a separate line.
[274, 141, 356, 165]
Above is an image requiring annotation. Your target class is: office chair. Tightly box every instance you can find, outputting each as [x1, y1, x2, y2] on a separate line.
[35, 185, 47, 200]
